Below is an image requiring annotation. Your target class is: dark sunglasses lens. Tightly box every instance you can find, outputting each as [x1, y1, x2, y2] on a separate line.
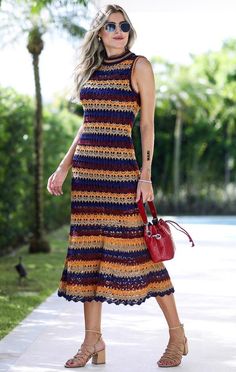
[120, 22, 130, 32]
[105, 23, 116, 32]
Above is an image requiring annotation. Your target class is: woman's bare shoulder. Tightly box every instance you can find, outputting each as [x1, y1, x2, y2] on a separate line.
[133, 55, 153, 71]
[132, 56, 154, 86]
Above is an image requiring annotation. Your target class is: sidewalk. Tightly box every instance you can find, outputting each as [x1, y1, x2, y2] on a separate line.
[0, 222, 235, 372]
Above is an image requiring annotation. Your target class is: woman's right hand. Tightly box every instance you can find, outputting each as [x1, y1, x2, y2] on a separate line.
[47, 166, 69, 196]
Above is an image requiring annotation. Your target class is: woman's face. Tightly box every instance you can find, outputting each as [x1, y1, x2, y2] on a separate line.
[98, 11, 130, 51]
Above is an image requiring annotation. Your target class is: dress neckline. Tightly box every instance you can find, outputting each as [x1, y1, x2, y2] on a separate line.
[103, 49, 132, 64]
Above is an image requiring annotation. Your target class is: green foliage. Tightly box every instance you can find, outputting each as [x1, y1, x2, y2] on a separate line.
[0, 86, 82, 255]
[0, 88, 35, 250]
[151, 40, 236, 213]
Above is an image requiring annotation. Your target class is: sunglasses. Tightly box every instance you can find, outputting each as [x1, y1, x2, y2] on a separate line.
[103, 21, 131, 33]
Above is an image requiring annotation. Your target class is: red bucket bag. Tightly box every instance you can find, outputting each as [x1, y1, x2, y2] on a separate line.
[137, 195, 195, 263]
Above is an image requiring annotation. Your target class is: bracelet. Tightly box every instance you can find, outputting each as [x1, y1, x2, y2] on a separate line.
[138, 179, 152, 183]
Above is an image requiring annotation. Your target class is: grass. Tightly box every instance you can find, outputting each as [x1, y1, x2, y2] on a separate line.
[0, 225, 69, 340]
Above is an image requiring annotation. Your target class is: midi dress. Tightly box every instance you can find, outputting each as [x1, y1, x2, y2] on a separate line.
[57, 49, 175, 306]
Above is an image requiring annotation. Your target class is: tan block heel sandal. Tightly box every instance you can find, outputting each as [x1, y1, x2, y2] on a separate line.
[65, 329, 106, 368]
[157, 323, 188, 368]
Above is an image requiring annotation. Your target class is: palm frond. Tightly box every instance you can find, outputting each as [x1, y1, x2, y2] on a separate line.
[58, 17, 86, 37]
[0, 0, 90, 48]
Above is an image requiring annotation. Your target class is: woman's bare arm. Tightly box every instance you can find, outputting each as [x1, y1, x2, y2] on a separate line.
[133, 56, 155, 179]
[132, 56, 155, 202]
[47, 123, 84, 196]
[57, 123, 84, 172]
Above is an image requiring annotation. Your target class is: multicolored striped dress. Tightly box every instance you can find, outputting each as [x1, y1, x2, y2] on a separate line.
[58, 49, 175, 306]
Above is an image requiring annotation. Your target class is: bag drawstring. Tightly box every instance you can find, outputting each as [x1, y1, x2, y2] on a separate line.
[165, 220, 195, 247]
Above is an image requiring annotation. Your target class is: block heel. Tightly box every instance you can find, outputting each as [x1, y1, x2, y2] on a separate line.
[183, 337, 188, 355]
[92, 348, 106, 364]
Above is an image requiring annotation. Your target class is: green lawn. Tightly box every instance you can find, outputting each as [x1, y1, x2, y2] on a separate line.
[0, 225, 69, 339]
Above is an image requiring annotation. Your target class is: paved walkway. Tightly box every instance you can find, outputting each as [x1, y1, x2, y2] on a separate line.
[0, 221, 236, 371]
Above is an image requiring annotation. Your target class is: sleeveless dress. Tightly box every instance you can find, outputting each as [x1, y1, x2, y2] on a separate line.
[57, 49, 175, 306]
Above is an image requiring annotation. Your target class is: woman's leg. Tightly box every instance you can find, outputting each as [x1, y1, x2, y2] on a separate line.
[83, 300, 104, 345]
[155, 293, 185, 341]
[155, 293, 187, 367]
[65, 300, 105, 367]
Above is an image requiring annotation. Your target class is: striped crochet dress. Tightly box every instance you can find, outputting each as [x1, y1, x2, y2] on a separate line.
[58, 49, 175, 306]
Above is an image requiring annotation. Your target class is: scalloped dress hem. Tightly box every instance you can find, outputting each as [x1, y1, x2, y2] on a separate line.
[57, 287, 175, 306]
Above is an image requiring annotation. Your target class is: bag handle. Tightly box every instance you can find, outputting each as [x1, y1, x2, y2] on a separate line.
[137, 195, 195, 247]
[137, 194, 158, 224]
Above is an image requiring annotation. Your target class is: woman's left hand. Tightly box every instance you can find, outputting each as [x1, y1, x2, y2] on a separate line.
[135, 181, 154, 203]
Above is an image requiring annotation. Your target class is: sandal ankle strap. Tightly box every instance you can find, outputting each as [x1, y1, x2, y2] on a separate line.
[85, 329, 102, 335]
[169, 323, 184, 331]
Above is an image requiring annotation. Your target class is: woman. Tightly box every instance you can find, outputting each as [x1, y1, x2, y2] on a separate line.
[47, 4, 188, 369]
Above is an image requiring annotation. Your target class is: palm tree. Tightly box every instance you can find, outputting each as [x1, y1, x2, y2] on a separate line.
[152, 58, 189, 211]
[191, 40, 236, 193]
[152, 57, 209, 212]
[0, 0, 88, 252]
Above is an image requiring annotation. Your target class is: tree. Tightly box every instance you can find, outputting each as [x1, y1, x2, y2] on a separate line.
[152, 58, 197, 211]
[0, 0, 88, 252]
[191, 39, 236, 193]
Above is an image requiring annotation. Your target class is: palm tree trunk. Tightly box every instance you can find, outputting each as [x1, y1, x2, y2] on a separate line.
[33, 53, 43, 238]
[173, 108, 183, 213]
[224, 122, 231, 192]
[29, 52, 50, 253]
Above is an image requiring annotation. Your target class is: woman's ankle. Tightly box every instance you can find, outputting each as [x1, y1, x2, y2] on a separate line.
[169, 327, 185, 342]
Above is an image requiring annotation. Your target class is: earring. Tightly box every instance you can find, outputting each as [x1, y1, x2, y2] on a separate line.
[98, 35, 101, 41]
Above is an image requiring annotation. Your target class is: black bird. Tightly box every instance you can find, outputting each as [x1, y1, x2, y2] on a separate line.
[15, 256, 27, 281]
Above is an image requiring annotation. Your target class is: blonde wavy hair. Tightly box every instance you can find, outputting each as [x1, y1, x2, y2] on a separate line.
[71, 4, 137, 102]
